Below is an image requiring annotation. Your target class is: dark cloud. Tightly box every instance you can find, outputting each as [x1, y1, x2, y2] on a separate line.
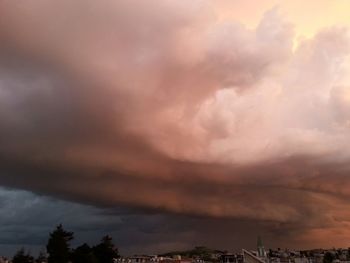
[0, 187, 326, 258]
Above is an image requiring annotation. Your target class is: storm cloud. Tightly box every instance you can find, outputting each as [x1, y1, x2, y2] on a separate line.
[1, 0, 350, 250]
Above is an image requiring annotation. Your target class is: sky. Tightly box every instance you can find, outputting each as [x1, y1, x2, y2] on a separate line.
[1, 0, 350, 257]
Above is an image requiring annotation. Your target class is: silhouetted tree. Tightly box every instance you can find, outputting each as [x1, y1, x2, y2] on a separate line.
[190, 247, 212, 261]
[46, 224, 74, 263]
[36, 251, 47, 263]
[93, 235, 119, 263]
[72, 243, 99, 263]
[12, 248, 34, 263]
[324, 252, 335, 263]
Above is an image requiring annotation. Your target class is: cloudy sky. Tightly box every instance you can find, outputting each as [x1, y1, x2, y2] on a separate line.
[1, 0, 350, 257]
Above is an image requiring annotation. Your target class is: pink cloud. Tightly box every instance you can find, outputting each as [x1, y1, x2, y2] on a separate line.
[1, 0, 350, 247]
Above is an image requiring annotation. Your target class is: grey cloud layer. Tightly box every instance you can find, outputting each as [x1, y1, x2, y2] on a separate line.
[0, 187, 314, 257]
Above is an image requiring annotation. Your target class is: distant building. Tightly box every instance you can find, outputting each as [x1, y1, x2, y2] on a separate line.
[243, 249, 266, 263]
[220, 254, 243, 263]
[129, 256, 152, 263]
[257, 236, 266, 258]
[294, 256, 310, 263]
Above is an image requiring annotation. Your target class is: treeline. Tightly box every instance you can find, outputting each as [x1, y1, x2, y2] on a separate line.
[12, 224, 119, 263]
[160, 246, 224, 262]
